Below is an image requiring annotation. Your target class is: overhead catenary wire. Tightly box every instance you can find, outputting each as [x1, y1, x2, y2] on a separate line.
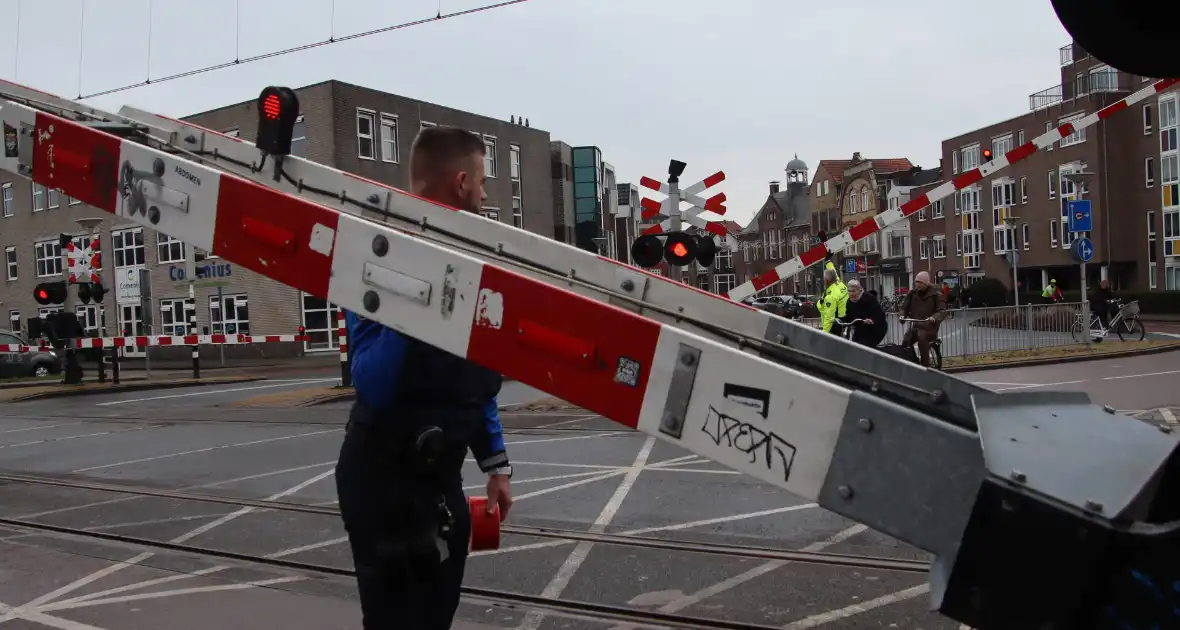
[77, 0, 533, 100]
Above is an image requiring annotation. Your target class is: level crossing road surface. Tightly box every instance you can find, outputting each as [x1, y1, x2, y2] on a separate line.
[0, 352, 1177, 630]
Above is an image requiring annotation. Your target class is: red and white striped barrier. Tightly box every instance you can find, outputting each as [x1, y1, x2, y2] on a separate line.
[0, 334, 308, 354]
[725, 78, 1180, 302]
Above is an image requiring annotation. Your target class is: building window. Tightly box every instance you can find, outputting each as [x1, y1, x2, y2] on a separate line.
[1059, 112, 1086, 147]
[356, 109, 376, 160]
[930, 199, 943, 219]
[300, 292, 341, 352]
[1020, 177, 1028, 203]
[157, 234, 185, 264]
[1018, 130, 1026, 145]
[159, 298, 187, 336]
[74, 304, 103, 335]
[888, 233, 907, 258]
[952, 151, 958, 174]
[992, 134, 1013, 157]
[210, 294, 249, 335]
[4, 246, 15, 280]
[696, 275, 709, 291]
[1021, 223, 1030, 250]
[112, 228, 145, 267]
[994, 226, 1015, 254]
[1050, 219, 1058, 247]
[420, 120, 436, 130]
[919, 237, 929, 259]
[480, 207, 500, 222]
[933, 235, 946, 258]
[713, 273, 736, 295]
[69, 195, 82, 206]
[32, 183, 45, 212]
[289, 115, 306, 157]
[1147, 157, 1156, 187]
[960, 144, 980, 172]
[379, 114, 399, 163]
[509, 144, 522, 229]
[1, 182, 11, 217]
[483, 136, 497, 178]
[1048, 171, 1057, 199]
[715, 243, 732, 269]
[9, 310, 19, 334]
[1145, 104, 1154, 134]
[1045, 121, 1056, 150]
[955, 231, 962, 256]
[223, 128, 240, 138]
[34, 240, 62, 277]
[47, 188, 59, 209]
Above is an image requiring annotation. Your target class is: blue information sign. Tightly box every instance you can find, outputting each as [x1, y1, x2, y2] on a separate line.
[844, 259, 857, 274]
[1067, 199, 1092, 233]
[1073, 236, 1094, 263]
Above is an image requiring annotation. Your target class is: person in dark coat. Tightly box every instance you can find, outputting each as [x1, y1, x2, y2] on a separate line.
[843, 280, 887, 348]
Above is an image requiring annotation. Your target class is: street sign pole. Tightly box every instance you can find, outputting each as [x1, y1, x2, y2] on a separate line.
[1068, 199, 1094, 348]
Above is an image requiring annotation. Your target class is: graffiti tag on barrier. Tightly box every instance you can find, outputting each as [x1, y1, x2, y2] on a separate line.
[701, 404, 796, 483]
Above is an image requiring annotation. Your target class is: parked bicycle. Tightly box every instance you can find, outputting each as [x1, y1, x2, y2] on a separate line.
[1070, 298, 1146, 343]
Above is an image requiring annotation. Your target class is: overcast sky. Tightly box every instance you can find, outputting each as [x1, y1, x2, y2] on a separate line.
[0, 0, 1072, 226]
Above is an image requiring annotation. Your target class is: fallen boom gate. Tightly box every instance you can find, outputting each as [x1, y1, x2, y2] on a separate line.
[1, 81, 1178, 630]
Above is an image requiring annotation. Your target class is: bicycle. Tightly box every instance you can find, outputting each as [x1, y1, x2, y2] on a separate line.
[1069, 298, 1146, 343]
[891, 316, 944, 371]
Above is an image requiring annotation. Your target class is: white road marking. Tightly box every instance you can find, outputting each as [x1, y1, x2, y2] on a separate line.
[782, 583, 931, 628]
[43, 576, 305, 612]
[13, 460, 337, 520]
[71, 428, 340, 473]
[518, 436, 656, 630]
[512, 471, 626, 502]
[1104, 369, 1180, 381]
[476, 503, 818, 558]
[611, 524, 870, 629]
[0, 422, 84, 434]
[970, 381, 1032, 386]
[94, 378, 338, 406]
[505, 432, 629, 446]
[465, 458, 619, 470]
[536, 415, 603, 428]
[0, 425, 158, 450]
[992, 380, 1086, 391]
[462, 468, 619, 491]
[17, 469, 335, 615]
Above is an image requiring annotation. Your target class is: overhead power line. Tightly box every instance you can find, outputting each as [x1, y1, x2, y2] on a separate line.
[78, 0, 532, 100]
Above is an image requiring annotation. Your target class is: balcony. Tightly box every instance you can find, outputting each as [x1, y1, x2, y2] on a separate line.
[1028, 67, 1127, 111]
[1060, 44, 1074, 66]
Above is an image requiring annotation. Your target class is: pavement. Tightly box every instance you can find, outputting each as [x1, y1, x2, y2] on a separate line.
[0, 350, 1177, 629]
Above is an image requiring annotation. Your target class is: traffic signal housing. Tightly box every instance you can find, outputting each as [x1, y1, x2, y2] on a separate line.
[630, 231, 719, 269]
[76, 282, 107, 304]
[34, 281, 67, 305]
[982, 149, 993, 162]
[255, 86, 300, 156]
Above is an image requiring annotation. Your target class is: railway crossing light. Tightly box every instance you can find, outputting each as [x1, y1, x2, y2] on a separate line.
[632, 232, 719, 268]
[76, 281, 106, 304]
[630, 234, 664, 268]
[255, 86, 300, 156]
[815, 230, 826, 245]
[33, 281, 66, 305]
[982, 149, 993, 162]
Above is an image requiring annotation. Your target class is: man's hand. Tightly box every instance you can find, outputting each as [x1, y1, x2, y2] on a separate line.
[863, 318, 873, 325]
[485, 474, 513, 520]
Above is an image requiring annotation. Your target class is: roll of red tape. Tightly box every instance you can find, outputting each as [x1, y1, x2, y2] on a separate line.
[468, 496, 501, 551]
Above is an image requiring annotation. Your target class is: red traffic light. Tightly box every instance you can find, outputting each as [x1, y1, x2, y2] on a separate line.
[37, 288, 48, 300]
[33, 281, 66, 305]
[255, 86, 300, 156]
[262, 93, 283, 120]
[664, 232, 697, 266]
[982, 149, 993, 161]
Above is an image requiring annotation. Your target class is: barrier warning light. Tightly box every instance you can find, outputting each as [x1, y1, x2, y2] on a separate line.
[983, 149, 993, 162]
[33, 281, 66, 305]
[255, 86, 300, 156]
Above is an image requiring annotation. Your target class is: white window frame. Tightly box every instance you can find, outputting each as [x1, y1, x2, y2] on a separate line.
[379, 113, 399, 163]
[209, 293, 250, 335]
[1021, 223, 1030, 250]
[300, 291, 342, 353]
[933, 234, 946, 259]
[47, 188, 59, 209]
[960, 143, 980, 172]
[483, 135, 498, 178]
[1048, 171, 1057, 199]
[1, 182, 11, 217]
[34, 240, 62, 278]
[4, 246, 15, 280]
[32, 183, 45, 212]
[713, 273, 736, 295]
[1018, 129, 1026, 145]
[932, 199, 944, 219]
[356, 109, 376, 160]
[1147, 156, 1156, 187]
[1145, 103, 1154, 135]
[112, 227, 145, 268]
[1059, 112, 1086, 147]
[159, 298, 188, 336]
[1020, 176, 1028, 203]
[919, 236, 929, 260]
[1050, 219, 1058, 247]
[509, 143, 522, 229]
[157, 233, 185, 264]
[9, 310, 20, 334]
[991, 134, 1014, 158]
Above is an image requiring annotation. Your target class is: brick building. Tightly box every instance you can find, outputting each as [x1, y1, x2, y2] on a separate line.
[0, 80, 557, 360]
[915, 41, 1179, 294]
[735, 157, 813, 296]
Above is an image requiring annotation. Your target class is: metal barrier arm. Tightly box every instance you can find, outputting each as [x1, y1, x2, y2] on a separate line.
[2, 96, 1178, 630]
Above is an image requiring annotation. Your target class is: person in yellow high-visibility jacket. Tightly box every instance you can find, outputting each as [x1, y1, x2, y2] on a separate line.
[819, 260, 849, 334]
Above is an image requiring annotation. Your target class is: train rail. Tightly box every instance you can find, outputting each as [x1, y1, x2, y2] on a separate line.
[0, 471, 930, 574]
[0, 516, 787, 630]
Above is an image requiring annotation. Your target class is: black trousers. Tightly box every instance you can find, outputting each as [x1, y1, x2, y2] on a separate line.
[335, 418, 472, 630]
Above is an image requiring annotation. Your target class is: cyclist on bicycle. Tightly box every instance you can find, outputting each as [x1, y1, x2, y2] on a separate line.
[843, 280, 887, 348]
[899, 271, 947, 368]
[1090, 279, 1115, 328]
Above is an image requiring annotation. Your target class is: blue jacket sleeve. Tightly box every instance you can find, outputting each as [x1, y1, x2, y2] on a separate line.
[346, 310, 410, 410]
[470, 396, 509, 472]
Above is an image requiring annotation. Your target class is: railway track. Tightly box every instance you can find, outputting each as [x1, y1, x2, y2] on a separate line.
[0, 516, 789, 630]
[0, 471, 930, 574]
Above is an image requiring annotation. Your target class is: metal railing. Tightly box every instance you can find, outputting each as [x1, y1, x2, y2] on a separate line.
[798, 302, 1088, 359]
[1028, 69, 1126, 111]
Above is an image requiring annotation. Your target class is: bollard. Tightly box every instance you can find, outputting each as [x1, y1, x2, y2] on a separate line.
[186, 298, 200, 379]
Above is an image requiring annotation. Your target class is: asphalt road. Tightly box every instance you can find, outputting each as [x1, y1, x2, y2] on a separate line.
[0, 350, 1177, 629]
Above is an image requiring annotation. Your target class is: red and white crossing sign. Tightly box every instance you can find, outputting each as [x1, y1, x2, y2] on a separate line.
[65, 233, 101, 284]
[637, 169, 736, 250]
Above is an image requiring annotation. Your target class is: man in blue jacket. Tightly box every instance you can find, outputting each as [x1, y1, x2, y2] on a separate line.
[335, 125, 513, 630]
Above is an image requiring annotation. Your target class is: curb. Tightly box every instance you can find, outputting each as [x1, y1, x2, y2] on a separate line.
[4, 376, 267, 402]
[943, 342, 1180, 373]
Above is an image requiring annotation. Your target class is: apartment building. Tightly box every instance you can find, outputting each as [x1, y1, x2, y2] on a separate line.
[735, 157, 813, 295]
[0, 79, 557, 359]
[919, 41, 1177, 293]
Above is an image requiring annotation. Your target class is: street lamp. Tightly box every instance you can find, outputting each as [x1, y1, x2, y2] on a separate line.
[1004, 215, 1021, 308]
